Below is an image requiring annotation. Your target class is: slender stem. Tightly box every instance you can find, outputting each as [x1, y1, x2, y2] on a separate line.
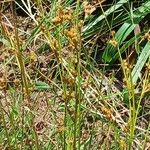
[10, 2, 33, 149]
[128, 72, 136, 149]
[11, 0, 30, 101]
[73, 96, 77, 150]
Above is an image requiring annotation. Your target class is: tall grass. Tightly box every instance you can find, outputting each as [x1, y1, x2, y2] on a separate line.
[0, 0, 149, 149]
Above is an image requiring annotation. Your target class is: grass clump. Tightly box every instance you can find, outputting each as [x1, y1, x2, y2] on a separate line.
[0, 0, 150, 149]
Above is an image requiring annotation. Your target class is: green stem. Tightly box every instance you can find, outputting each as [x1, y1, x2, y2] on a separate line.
[11, 0, 30, 101]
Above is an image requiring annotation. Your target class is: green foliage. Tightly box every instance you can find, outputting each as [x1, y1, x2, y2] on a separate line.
[102, 1, 150, 63]
[132, 41, 150, 83]
[83, 0, 128, 38]
[35, 81, 50, 90]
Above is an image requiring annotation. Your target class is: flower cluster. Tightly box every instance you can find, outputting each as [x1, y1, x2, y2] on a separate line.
[109, 31, 118, 47]
[52, 7, 73, 25]
[64, 28, 79, 47]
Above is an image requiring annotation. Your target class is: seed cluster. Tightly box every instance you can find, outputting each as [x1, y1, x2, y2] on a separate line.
[109, 31, 118, 48]
[52, 6, 73, 25]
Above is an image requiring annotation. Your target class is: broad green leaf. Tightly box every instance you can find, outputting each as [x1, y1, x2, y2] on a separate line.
[35, 81, 50, 90]
[102, 1, 150, 63]
[131, 41, 150, 84]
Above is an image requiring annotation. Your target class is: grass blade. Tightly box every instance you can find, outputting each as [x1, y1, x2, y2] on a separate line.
[131, 41, 150, 84]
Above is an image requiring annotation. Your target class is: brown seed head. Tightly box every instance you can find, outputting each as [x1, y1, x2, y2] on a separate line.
[52, 16, 63, 25]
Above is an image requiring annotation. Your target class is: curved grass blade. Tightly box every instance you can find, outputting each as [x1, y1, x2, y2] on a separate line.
[131, 41, 150, 84]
